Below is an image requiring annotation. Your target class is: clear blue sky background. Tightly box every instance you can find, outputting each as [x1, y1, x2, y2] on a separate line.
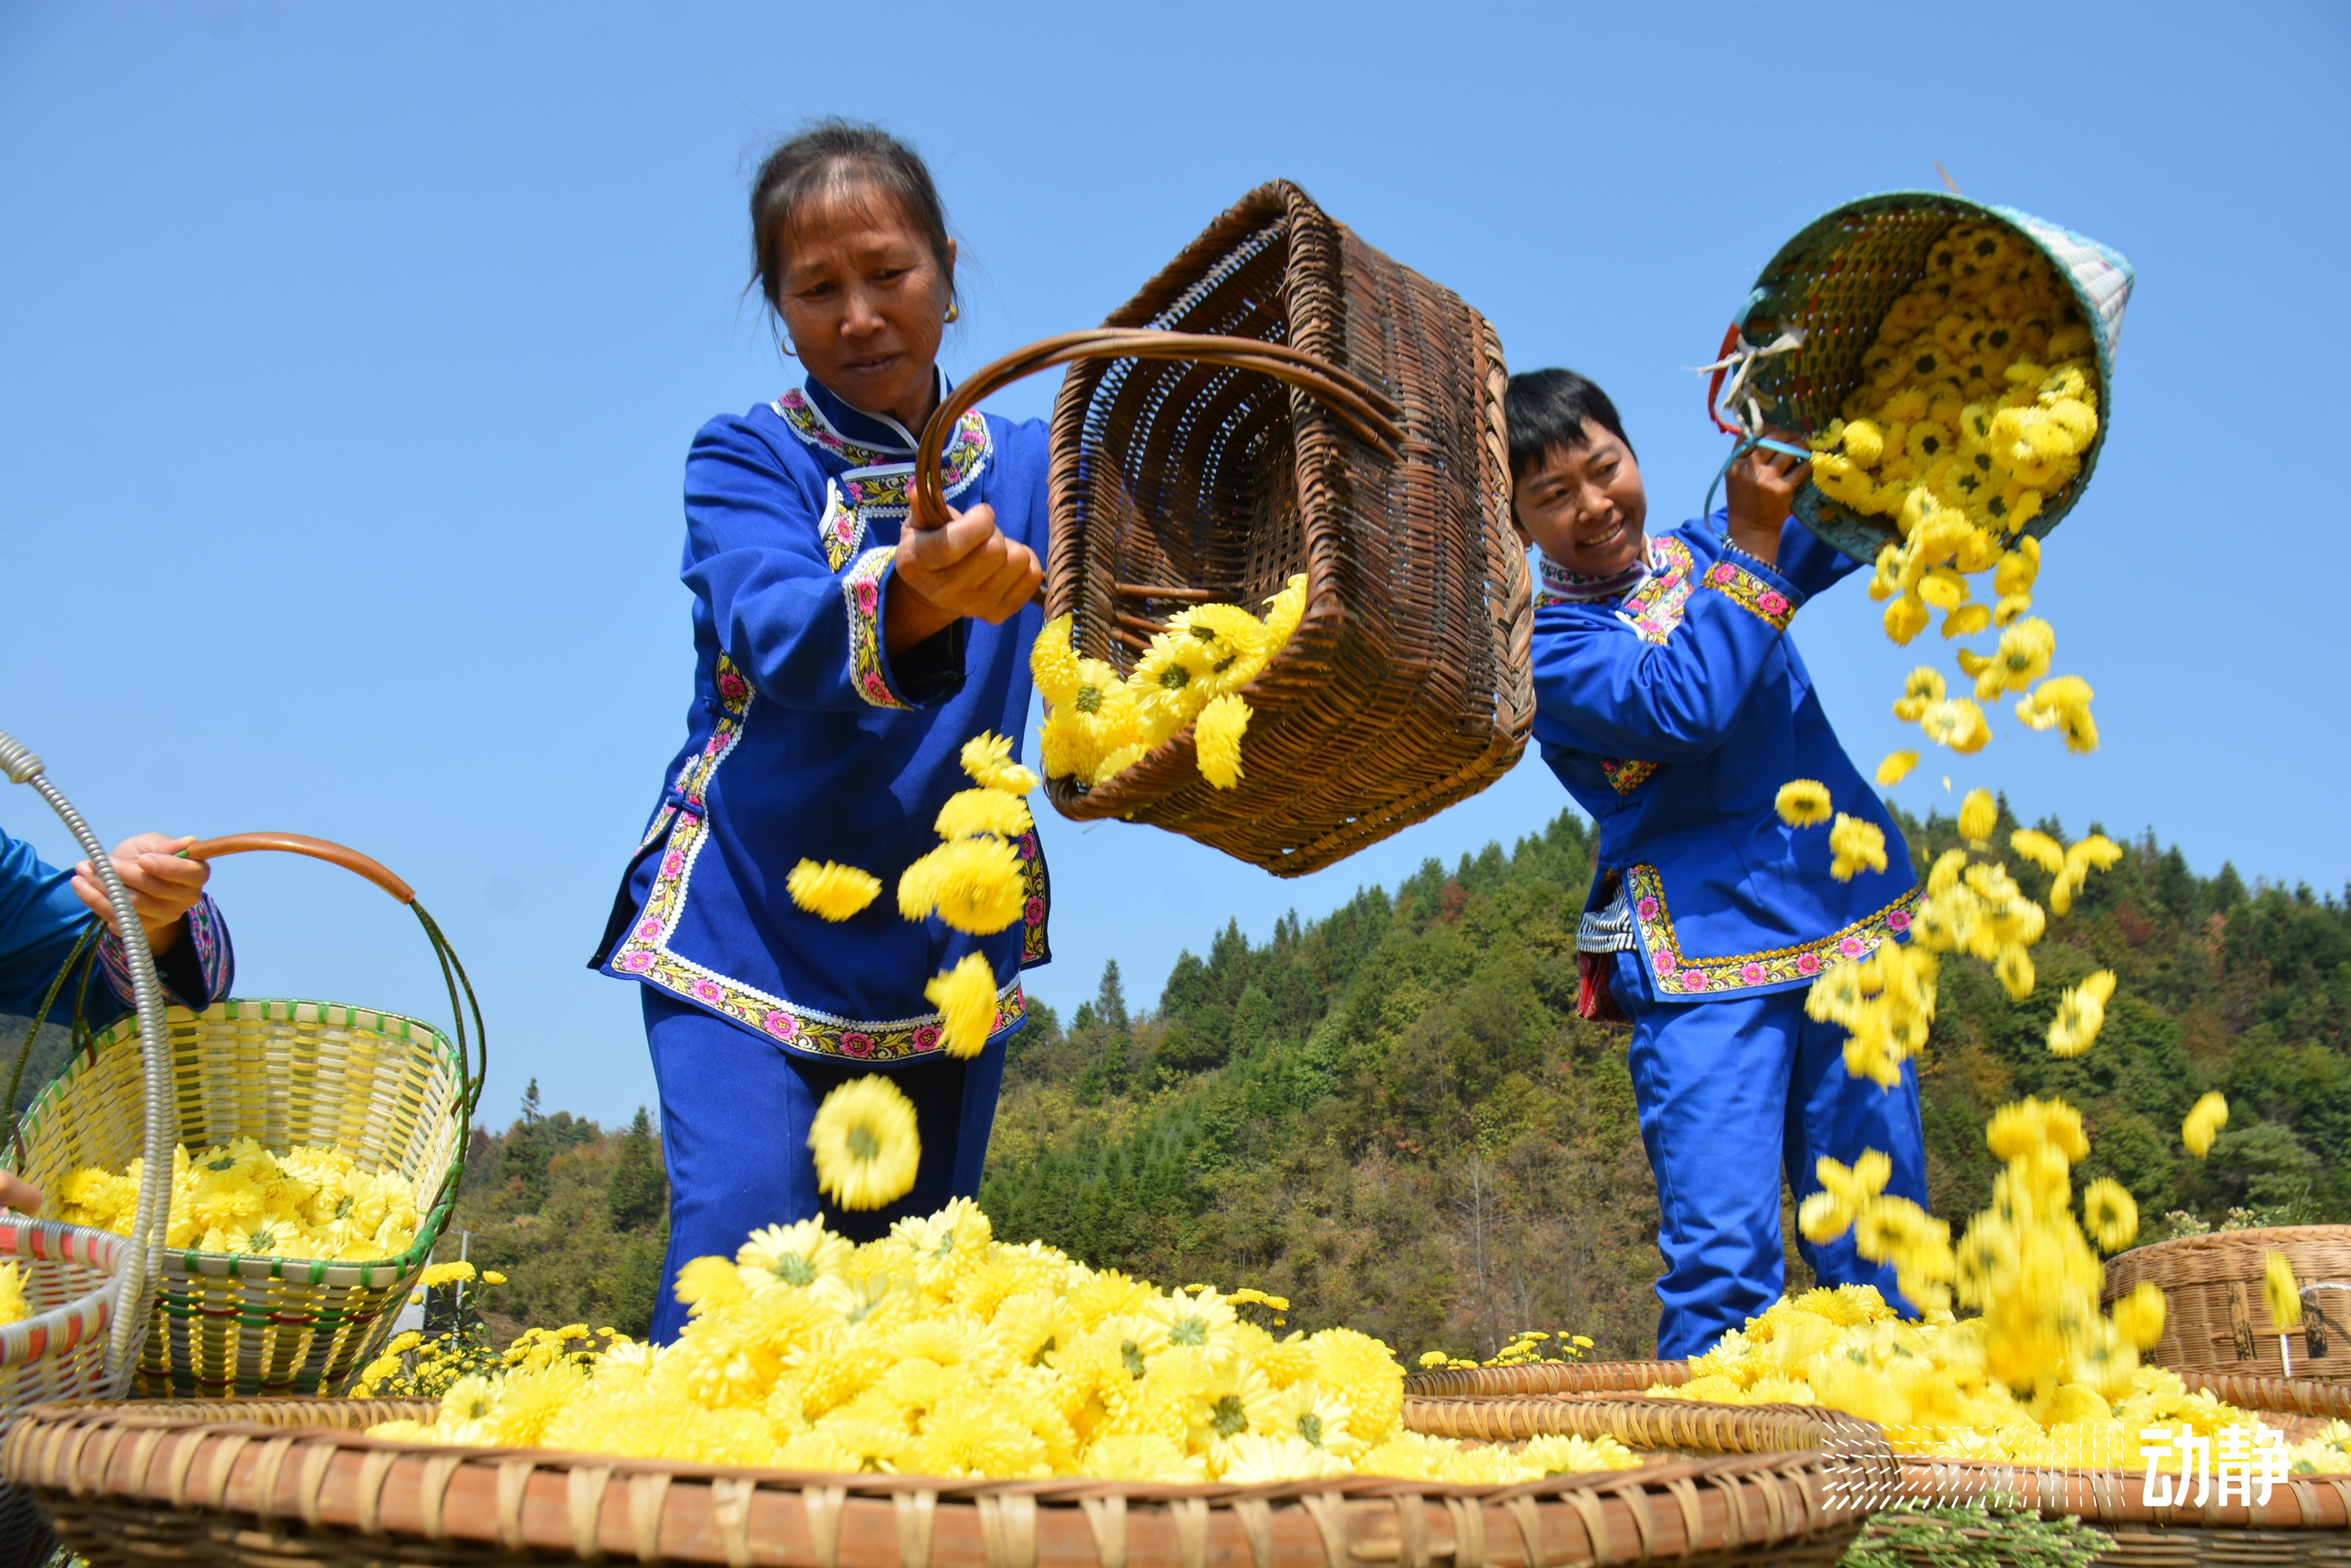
[2, 3, 2342, 1129]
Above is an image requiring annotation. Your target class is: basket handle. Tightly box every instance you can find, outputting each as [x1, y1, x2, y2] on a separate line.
[908, 328, 1405, 531]
[183, 835, 488, 1132]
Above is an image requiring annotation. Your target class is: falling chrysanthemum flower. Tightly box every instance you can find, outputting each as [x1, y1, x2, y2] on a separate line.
[934, 788, 1033, 842]
[2182, 1091, 2229, 1159]
[2009, 829, 2066, 875]
[2112, 1282, 2166, 1350]
[1875, 750, 1919, 787]
[807, 1076, 921, 1211]
[2080, 1177, 2138, 1253]
[959, 732, 1039, 796]
[2045, 969, 2116, 1058]
[1194, 693, 1251, 790]
[900, 836, 1026, 935]
[1957, 788, 1998, 844]
[1775, 779, 1833, 827]
[2266, 1252, 2303, 1330]
[787, 860, 882, 922]
[924, 952, 999, 1059]
[1827, 813, 1888, 881]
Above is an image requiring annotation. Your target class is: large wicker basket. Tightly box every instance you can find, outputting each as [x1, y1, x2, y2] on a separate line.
[0, 1219, 131, 1566]
[2103, 1226, 2351, 1380]
[5, 834, 484, 1400]
[1716, 190, 2135, 563]
[1027, 179, 1531, 877]
[0, 1395, 1875, 1567]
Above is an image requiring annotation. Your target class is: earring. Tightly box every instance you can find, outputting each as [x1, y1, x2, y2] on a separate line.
[944, 302, 959, 324]
[779, 336, 797, 358]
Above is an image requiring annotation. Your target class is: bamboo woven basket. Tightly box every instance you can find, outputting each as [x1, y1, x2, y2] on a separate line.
[0, 1395, 1875, 1568]
[0, 1219, 130, 1566]
[1715, 190, 2135, 563]
[2103, 1226, 2351, 1382]
[4, 835, 485, 1400]
[1019, 179, 1531, 877]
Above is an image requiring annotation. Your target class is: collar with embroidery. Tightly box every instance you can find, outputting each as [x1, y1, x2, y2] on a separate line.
[1535, 536, 1658, 604]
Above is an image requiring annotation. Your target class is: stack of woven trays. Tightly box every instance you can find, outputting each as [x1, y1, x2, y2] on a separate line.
[1043, 179, 1532, 878]
[0, 1392, 1875, 1567]
[1405, 1360, 2351, 1565]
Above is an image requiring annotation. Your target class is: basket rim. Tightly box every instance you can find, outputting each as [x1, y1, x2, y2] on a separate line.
[8, 995, 467, 1280]
[0, 1216, 124, 1371]
[2106, 1223, 2351, 1266]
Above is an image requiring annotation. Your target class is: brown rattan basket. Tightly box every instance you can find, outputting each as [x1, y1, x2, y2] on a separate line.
[1031, 179, 1531, 878]
[0, 1396, 1871, 1568]
[2102, 1226, 2351, 1380]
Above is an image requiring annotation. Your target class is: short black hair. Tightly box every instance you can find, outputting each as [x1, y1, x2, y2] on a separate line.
[1505, 368, 1635, 480]
[749, 119, 955, 317]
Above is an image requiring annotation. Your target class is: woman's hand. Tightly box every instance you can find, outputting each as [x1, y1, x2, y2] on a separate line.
[1723, 428, 1806, 568]
[73, 832, 209, 956]
[888, 502, 1043, 654]
[0, 1173, 42, 1215]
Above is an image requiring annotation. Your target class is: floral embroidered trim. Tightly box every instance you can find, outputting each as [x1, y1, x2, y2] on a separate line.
[666, 654, 756, 808]
[1599, 757, 1658, 796]
[1017, 829, 1049, 964]
[844, 546, 911, 710]
[1626, 862, 1918, 998]
[612, 808, 1026, 1060]
[835, 414, 991, 518]
[772, 388, 903, 468]
[817, 479, 863, 572]
[1617, 538, 1696, 644]
[1704, 558, 1797, 630]
[100, 894, 232, 1011]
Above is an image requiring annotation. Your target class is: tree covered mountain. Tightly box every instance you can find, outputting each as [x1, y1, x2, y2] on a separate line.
[444, 806, 2350, 1356]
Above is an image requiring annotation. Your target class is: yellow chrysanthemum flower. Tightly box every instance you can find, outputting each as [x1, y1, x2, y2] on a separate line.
[1893, 668, 1947, 722]
[1775, 779, 1833, 827]
[737, 1219, 851, 1295]
[1828, 813, 1888, 881]
[1260, 574, 1309, 652]
[1194, 692, 1251, 790]
[1875, 750, 1919, 787]
[2113, 1284, 2166, 1351]
[2080, 1179, 2138, 1253]
[2266, 1253, 2303, 1330]
[959, 732, 1039, 795]
[1957, 788, 1998, 844]
[2046, 971, 2116, 1059]
[924, 953, 999, 1059]
[2009, 829, 2065, 875]
[1030, 614, 1081, 708]
[900, 836, 1025, 935]
[2183, 1092, 2229, 1159]
[1919, 697, 1991, 754]
[808, 1076, 922, 1211]
[787, 860, 882, 922]
[1940, 602, 1991, 639]
[935, 788, 1033, 842]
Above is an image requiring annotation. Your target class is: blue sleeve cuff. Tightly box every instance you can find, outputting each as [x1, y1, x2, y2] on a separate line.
[843, 546, 968, 712]
[100, 893, 233, 1012]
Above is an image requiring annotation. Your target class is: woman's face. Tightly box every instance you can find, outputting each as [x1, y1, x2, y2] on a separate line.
[1512, 419, 1648, 578]
[773, 183, 956, 431]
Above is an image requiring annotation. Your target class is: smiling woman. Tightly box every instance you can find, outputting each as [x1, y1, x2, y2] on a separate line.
[585, 120, 1052, 1345]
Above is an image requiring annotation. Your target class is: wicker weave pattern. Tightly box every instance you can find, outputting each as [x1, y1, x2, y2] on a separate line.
[7, 998, 467, 1397]
[2103, 1227, 2351, 1380]
[0, 1399, 1867, 1568]
[1404, 1363, 1692, 1399]
[1044, 181, 1531, 878]
[1730, 191, 2133, 563]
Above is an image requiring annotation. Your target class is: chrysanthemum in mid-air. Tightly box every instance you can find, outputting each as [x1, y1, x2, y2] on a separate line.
[934, 788, 1033, 841]
[2266, 1252, 2303, 1330]
[1193, 693, 1251, 790]
[899, 836, 1025, 934]
[2080, 1178, 2138, 1253]
[2112, 1282, 2165, 1350]
[1828, 813, 1887, 881]
[787, 860, 881, 922]
[2182, 1092, 2228, 1159]
[2045, 969, 2115, 1058]
[925, 952, 998, 1059]
[1875, 750, 1918, 787]
[808, 1076, 921, 1211]
[959, 732, 1039, 795]
[1775, 779, 1832, 827]
[1957, 788, 1998, 845]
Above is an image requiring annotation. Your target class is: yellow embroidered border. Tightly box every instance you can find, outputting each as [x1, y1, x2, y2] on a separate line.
[1627, 862, 1918, 997]
[844, 546, 911, 710]
[1703, 557, 1797, 630]
[1599, 757, 1658, 796]
[1621, 538, 1696, 644]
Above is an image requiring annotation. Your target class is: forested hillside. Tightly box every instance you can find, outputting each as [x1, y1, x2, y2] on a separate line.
[443, 806, 2351, 1355]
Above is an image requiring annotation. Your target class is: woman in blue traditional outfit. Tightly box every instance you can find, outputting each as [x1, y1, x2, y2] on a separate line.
[1, 827, 235, 1211]
[1509, 368, 1929, 1359]
[590, 122, 1049, 1341]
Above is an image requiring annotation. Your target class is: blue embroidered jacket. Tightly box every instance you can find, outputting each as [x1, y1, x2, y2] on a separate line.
[593, 375, 1051, 1063]
[1532, 514, 1916, 1002]
[0, 830, 234, 1026]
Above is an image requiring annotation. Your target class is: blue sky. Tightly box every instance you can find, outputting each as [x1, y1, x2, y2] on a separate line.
[2, 3, 2342, 1128]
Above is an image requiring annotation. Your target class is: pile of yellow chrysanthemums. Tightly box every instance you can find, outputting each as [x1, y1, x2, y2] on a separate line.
[53, 1139, 423, 1260]
[784, 733, 1040, 1062]
[1416, 1327, 1597, 1373]
[1031, 575, 1308, 792]
[364, 1199, 1640, 1484]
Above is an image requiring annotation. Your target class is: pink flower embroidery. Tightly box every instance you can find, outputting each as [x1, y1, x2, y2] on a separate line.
[1636, 896, 1661, 922]
[862, 672, 891, 701]
[717, 672, 748, 703]
[662, 853, 684, 876]
[705, 735, 726, 757]
[834, 514, 854, 541]
[911, 1025, 941, 1052]
[618, 951, 653, 973]
[1653, 950, 1677, 977]
[763, 1011, 799, 1041]
[854, 578, 879, 615]
[840, 1032, 874, 1058]
[635, 918, 661, 941]
[1025, 897, 1045, 926]
[1708, 563, 1735, 585]
[1020, 833, 1038, 860]
[1839, 935, 1867, 958]
[1886, 909, 1912, 933]
[1797, 952, 1822, 976]
[1741, 963, 1766, 986]
[1759, 592, 1788, 617]
[694, 980, 724, 1005]
[1679, 969, 1709, 992]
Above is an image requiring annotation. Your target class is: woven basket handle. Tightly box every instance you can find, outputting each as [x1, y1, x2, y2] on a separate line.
[183, 835, 488, 1132]
[908, 328, 1404, 531]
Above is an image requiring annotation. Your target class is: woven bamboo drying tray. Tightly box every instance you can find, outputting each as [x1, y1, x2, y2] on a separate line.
[5, 833, 485, 1400]
[1404, 1363, 1691, 1400]
[1718, 190, 2135, 563]
[0, 1397, 1873, 1568]
[1035, 179, 1531, 878]
[2103, 1226, 2351, 1381]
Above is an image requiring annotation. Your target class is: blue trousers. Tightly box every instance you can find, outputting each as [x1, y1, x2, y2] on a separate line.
[1610, 948, 1929, 1360]
[641, 987, 1009, 1343]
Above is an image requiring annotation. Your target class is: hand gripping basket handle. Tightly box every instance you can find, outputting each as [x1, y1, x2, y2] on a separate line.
[908, 327, 1406, 531]
[184, 835, 488, 1129]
